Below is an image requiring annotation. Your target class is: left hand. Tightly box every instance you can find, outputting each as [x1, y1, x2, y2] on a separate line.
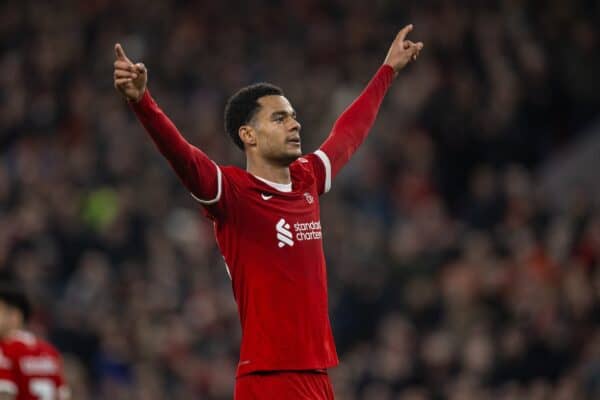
[383, 24, 424, 75]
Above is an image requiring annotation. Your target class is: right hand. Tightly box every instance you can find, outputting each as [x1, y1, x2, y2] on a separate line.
[113, 43, 147, 102]
[383, 24, 424, 76]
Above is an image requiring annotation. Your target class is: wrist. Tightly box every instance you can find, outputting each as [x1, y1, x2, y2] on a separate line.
[381, 63, 398, 78]
[129, 88, 146, 104]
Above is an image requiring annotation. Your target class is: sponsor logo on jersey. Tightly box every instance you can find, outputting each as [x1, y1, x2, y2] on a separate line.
[276, 218, 322, 248]
[261, 193, 273, 200]
[20, 356, 59, 375]
[276, 218, 294, 247]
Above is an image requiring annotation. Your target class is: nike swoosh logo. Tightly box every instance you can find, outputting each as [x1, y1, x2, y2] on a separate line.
[261, 193, 273, 200]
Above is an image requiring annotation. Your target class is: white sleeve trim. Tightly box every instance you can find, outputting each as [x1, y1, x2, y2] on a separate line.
[0, 380, 17, 394]
[190, 162, 222, 204]
[314, 149, 332, 193]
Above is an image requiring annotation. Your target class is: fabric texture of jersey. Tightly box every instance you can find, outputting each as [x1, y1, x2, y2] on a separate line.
[204, 155, 337, 376]
[235, 370, 334, 400]
[0, 331, 68, 400]
[130, 65, 395, 377]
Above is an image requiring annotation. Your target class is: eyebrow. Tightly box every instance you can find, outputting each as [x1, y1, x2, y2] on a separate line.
[270, 110, 297, 119]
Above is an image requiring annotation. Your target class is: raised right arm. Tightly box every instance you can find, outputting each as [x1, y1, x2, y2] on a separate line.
[113, 43, 220, 204]
[129, 91, 221, 203]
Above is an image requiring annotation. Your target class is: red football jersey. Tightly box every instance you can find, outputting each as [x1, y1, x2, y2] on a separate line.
[0, 331, 68, 400]
[203, 153, 337, 376]
[131, 65, 394, 377]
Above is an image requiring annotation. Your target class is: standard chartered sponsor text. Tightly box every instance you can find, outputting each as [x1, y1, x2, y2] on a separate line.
[293, 221, 322, 241]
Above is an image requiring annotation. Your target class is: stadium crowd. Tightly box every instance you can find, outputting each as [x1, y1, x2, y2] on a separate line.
[1, 0, 599, 398]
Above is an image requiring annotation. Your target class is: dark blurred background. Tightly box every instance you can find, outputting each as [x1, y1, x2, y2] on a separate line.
[1, 0, 599, 399]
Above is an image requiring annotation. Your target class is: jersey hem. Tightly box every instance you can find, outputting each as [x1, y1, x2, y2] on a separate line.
[236, 359, 339, 378]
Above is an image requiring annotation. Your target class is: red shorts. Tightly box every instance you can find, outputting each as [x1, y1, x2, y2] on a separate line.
[235, 370, 335, 399]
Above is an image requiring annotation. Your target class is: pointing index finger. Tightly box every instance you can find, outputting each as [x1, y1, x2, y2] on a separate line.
[114, 43, 131, 63]
[397, 24, 414, 44]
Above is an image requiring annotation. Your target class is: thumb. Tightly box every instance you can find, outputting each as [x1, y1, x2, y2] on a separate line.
[115, 43, 130, 62]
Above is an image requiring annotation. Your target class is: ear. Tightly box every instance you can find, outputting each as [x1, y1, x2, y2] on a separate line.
[239, 125, 257, 147]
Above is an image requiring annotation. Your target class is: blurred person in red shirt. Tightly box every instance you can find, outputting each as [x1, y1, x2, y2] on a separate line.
[0, 284, 69, 400]
[114, 25, 422, 399]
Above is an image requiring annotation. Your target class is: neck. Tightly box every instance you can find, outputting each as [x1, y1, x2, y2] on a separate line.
[246, 155, 291, 184]
[0, 327, 21, 340]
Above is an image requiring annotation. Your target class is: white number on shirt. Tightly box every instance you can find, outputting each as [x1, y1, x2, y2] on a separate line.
[30, 378, 55, 400]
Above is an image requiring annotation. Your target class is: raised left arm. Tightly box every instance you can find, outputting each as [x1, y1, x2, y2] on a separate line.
[315, 24, 423, 183]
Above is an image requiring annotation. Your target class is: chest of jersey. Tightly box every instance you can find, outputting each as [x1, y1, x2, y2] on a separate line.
[210, 165, 327, 282]
[236, 185, 321, 251]
[0, 335, 65, 400]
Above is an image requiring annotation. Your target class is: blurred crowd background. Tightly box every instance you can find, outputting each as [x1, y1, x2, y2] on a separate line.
[1, 0, 599, 399]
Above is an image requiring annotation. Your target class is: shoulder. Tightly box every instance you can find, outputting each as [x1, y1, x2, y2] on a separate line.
[3, 331, 58, 357]
[292, 155, 311, 167]
[3, 335, 62, 375]
[295, 152, 331, 195]
[33, 339, 60, 358]
[199, 165, 253, 220]
[291, 155, 316, 175]
[290, 154, 324, 189]
[220, 165, 252, 187]
[293, 153, 330, 175]
[220, 165, 271, 194]
[221, 165, 245, 179]
[2, 331, 37, 354]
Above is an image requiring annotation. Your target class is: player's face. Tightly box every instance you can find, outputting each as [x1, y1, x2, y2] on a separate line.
[251, 95, 302, 165]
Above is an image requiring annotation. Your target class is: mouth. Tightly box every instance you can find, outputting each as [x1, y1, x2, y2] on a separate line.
[286, 137, 301, 146]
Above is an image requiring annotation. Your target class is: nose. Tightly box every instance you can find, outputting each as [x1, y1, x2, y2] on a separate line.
[289, 118, 301, 132]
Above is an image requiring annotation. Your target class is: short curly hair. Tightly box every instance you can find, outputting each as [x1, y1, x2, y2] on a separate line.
[224, 83, 284, 150]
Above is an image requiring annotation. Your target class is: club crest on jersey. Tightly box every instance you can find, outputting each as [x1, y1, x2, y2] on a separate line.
[304, 192, 314, 204]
